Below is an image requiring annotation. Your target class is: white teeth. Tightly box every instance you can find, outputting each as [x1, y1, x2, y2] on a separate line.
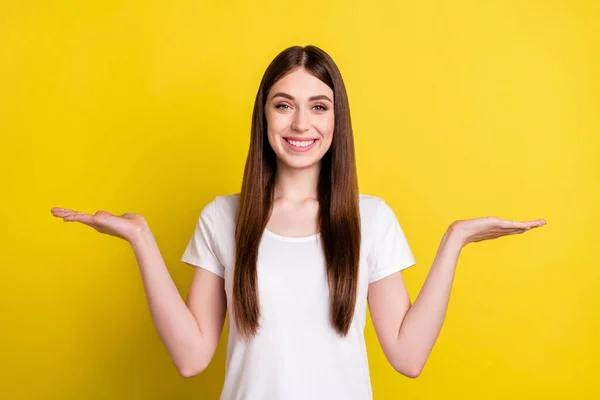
[285, 139, 315, 147]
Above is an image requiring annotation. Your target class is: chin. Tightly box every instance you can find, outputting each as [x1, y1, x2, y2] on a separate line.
[270, 136, 330, 170]
[279, 157, 321, 170]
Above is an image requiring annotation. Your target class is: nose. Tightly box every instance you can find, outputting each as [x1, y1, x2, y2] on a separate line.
[291, 108, 310, 132]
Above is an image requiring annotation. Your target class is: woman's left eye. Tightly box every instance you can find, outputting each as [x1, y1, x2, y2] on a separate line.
[275, 103, 327, 111]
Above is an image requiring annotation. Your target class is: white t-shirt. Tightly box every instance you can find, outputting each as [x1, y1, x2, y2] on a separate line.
[181, 193, 416, 400]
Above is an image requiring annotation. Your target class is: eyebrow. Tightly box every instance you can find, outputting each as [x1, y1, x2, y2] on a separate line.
[271, 92, 333, 103]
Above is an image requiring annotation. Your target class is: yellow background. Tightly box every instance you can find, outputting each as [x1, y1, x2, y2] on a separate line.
[2, 0, 598, 398]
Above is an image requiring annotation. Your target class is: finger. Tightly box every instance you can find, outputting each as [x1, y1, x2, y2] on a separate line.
[518, 219, 546, 226]
[508, 227, 536, 235]
[64, 212, 95, 224]
[500, 219, 529, 229]
[517, 220, 544, 230]
[502, 219, 547, 229]
[51, 207, 72, 212]
[51, 208, 76, 217]
[529, 219, 547, 227]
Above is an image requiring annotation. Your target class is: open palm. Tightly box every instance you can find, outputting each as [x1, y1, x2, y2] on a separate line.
[451, 216, 546, 247]
[50, 207, 149, 243]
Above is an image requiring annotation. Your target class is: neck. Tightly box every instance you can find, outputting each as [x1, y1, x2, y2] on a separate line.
[273, 161, 320, 202]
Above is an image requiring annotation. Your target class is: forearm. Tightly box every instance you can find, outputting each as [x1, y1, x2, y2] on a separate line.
[396, 228, 464, 375]
[129, 229, 204, 375]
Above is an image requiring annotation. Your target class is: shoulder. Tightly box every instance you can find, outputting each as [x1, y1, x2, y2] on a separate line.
[200, 194, 239, 265]
[359, 193, 406, 238]
[197, 193, 239, 219]
[359, 193, 385, 207]
[359, 193, 388, 219]
[193, 193, 240, 238]
[213, 192, 240, 217]
[358, 193, 387, 241]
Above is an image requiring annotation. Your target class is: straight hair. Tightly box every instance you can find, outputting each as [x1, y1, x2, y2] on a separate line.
[233, 45, 361, 342]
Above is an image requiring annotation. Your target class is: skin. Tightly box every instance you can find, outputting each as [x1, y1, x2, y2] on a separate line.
[49, 67, 546, 378]
[264, 67, 335, 237]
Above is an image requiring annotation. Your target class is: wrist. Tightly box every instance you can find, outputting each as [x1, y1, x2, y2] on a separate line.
[444, 225, 467, 250]
[129, 227, 154, 248]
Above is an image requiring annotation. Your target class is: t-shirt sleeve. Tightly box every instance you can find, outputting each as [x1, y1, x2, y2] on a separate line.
[181, 198, 225, 278]
[367, 200, 416, 283]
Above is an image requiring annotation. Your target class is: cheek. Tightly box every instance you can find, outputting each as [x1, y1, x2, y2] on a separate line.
[317, 115, 335, 138]
[265, 115, 290, 152]
[266, 113, 290, 135]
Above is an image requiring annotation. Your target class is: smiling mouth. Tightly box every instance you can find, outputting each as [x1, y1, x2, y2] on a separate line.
[284, 137, 316, 146]
[283, 137, 318, 152]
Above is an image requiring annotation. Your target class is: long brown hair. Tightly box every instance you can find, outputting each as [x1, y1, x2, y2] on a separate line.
[233, 45, 361, 342]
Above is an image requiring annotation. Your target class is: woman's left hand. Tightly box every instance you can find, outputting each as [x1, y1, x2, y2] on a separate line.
[450, 216, 546, 247]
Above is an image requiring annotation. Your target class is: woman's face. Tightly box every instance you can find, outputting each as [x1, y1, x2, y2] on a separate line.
[265, 67, 335, 170]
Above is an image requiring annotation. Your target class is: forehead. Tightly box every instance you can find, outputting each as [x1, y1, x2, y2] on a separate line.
[268, 68, 333, 99]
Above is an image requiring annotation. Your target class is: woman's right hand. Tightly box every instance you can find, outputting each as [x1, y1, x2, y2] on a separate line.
[50, 207, 150, 243]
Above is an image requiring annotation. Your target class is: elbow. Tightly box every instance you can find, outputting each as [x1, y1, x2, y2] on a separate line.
[394, 362, 423, 379]
[405, 365, 423, 379]
[178, 366, 200, 379]
[178, 364, 205, 379]
[177, 358, 210, 379]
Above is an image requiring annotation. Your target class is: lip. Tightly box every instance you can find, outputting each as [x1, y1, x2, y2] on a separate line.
[284, 136, 318, 141]
[282, 137, 318, 153]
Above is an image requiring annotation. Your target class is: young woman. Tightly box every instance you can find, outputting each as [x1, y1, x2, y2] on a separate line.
[51, 45, 546, 400]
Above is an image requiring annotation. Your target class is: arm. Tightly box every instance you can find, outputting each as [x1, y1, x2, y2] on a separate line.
[369, 216, 545, 378]
[130, 229, 226, 378]
[368, 228, 461, 378]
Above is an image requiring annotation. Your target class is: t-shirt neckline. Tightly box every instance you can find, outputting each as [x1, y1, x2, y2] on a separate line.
[263, 228, 321, 242]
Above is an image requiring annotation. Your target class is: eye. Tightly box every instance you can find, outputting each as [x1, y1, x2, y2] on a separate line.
[275, 104, 291, 110]
[313, 104, 328, 111]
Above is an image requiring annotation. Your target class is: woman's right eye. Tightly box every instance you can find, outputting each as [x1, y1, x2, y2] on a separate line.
[275, 104, 290, 109]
